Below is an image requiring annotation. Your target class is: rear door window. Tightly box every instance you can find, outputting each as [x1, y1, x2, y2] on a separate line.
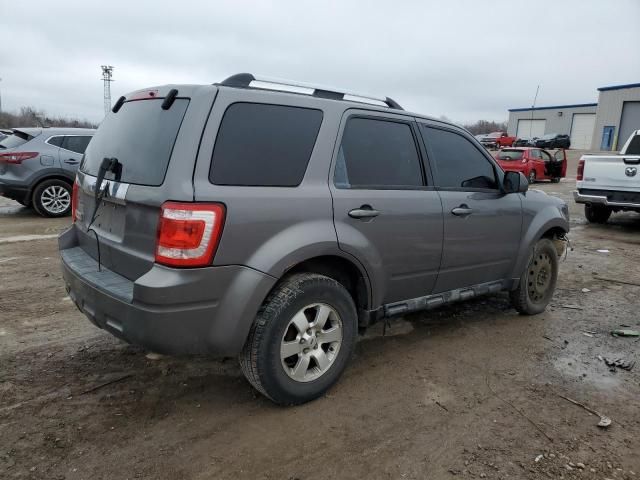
[335, 117, 424, 189]
[81, 99, 189, 186]
[210, 103, 323, 187]
[62, 136, 92, 154]
[46, 136, 65, 148]
[420, 126, 498, 190]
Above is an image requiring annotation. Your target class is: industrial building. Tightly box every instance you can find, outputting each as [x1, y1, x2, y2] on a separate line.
[506, 82, 640, 151]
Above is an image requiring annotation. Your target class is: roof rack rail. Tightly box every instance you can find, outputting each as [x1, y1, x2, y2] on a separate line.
[219, 73, 404, 110]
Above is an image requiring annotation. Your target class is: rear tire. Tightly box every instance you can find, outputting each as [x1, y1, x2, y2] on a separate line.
[510, 238, 558, 315]
[551, 177, 561, 183]
[584, 204, 611, 224]
[32, 179, 72, 218]
[528, 170, 536, 184]
[240, 273, 357, 405]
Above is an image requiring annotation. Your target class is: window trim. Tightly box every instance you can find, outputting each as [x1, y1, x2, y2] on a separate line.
[209, 101, 324, 188]
[46, 134, 94, 154]
[332, 112, 431, 191]
[417, 122, 504, 193]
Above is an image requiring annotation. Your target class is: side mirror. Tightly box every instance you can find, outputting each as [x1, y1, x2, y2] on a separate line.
[503, 171, 529, 194]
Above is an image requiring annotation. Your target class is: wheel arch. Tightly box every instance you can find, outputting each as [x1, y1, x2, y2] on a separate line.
[509, 211, 569, 285]
[28, 173, 74, 204]
[283, 254, 372, 312]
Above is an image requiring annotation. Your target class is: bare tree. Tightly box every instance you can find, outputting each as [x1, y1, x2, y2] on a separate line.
[0, 107, 97, 130]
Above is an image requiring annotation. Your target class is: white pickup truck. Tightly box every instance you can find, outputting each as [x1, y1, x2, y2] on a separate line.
[574, 130, 640, 223]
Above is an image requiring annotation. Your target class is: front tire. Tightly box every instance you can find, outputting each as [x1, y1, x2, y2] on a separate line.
[510, 238, 558, 315]
[551, 177, 561, 183]
[584, 204, 611, 224]
[240, 273, 357, 405]
[528, 170, 536, 184]
[32, 179, 72, 218]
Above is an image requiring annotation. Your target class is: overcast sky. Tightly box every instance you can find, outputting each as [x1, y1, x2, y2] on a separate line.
[1, 0, 639, 124]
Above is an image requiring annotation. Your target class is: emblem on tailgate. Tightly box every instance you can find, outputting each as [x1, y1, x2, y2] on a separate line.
[625, 167, 637, 177]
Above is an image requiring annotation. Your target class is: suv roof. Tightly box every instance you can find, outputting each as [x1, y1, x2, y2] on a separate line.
[215, 73, 453, 130]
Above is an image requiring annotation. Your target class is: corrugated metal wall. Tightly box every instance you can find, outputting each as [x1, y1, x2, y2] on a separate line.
[507, 105, 597, 139]
[591, 86, 640, 151]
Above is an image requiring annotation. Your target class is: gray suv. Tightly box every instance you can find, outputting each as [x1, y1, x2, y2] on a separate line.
[0, 127, 95, 216]
[59, 74, 569, 405]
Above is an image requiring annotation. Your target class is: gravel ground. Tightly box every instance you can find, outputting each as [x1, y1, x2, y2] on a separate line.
[1, 150, 639, 479]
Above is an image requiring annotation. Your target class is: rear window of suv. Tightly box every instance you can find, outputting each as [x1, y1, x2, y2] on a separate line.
[0, 131, 34, 149]
[81, 99, 189, 186]
[210, 103, 323, 187]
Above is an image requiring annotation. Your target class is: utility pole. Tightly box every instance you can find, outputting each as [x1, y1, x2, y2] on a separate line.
[101, 66, 114, 116]
[529, 84, 540, 139]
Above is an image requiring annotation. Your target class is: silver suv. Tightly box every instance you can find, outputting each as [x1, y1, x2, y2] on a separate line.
[0, 127, 95, 216]
[59, 74, 569, 405]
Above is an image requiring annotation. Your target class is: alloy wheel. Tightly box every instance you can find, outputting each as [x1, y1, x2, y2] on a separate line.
[40, 185, 71, 214]
[280, 303, 343, 382]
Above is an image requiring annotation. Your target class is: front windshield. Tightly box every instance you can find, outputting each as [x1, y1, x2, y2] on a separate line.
[497, 150, 524, 161]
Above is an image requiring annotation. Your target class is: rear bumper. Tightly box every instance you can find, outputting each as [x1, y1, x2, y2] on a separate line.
[573, 190, 640, 209]
[59, 227, 277, 355]
[0, 179, 29, 205]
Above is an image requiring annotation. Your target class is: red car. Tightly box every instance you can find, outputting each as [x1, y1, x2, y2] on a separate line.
[481, 131, 517, 149]
[495, 148, 567, 183]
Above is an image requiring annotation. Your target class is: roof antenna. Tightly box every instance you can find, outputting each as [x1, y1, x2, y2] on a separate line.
[529, 84, 540, 139]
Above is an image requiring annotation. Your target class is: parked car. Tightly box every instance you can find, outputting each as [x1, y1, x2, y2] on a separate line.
[495, 147, 567, 184]
[534, 133, 570, 149]
[514, 137, 537, 147]
[0, 127, 95, 216]
[59, 74, 569, 405]
[574, 130, 640, 223]
[480, 131, 517, 149]
[0, 132, 7, 142]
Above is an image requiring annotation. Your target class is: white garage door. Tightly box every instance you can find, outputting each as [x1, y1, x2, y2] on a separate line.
[570, 113, 596, 150]
[516, 119, 546, 139]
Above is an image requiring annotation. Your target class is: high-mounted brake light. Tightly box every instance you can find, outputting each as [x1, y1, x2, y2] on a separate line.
[0, 152, 39, 164]
[577, 159, 585, 181]
[155, 202, 226, 267]
[71, 179, 79, 223]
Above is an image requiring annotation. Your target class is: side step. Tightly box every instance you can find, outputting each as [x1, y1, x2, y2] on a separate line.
[383, 280, 505, 317]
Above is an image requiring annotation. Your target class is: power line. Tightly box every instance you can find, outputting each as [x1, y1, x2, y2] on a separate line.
[101, 66, 114, 116]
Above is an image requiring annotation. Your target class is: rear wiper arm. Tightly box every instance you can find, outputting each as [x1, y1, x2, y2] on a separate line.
[88, 157, 121, 228]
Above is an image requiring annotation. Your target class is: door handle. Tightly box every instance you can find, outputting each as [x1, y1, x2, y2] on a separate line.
[64, 159, 79, 165]
[451, 204, 473, 217]
[349, 206, 380, 219]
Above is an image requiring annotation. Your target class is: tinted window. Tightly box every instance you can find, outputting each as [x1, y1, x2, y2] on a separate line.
[63, 136, 92, 154]
[210, 103, 322, 186]
[81, 99, 189, 186]
[421, 126, 497, 190]
[335, 117, 423, 188]
[0, 131, 34, 150]
[497, 149, 524, 161]
[626, 135, 640, 155]
[47, 136, 65, 148]
[530, 149, 542, 159]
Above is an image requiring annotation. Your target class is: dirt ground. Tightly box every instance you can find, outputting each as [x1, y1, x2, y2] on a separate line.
[1, 150, 639, 479]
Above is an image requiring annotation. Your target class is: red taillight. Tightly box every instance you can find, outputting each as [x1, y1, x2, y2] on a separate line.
[71, 179, 79, 222]
[0, 152, 39, 164]
[577, 159, 585, 181]
[155, 202, 226, 267]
